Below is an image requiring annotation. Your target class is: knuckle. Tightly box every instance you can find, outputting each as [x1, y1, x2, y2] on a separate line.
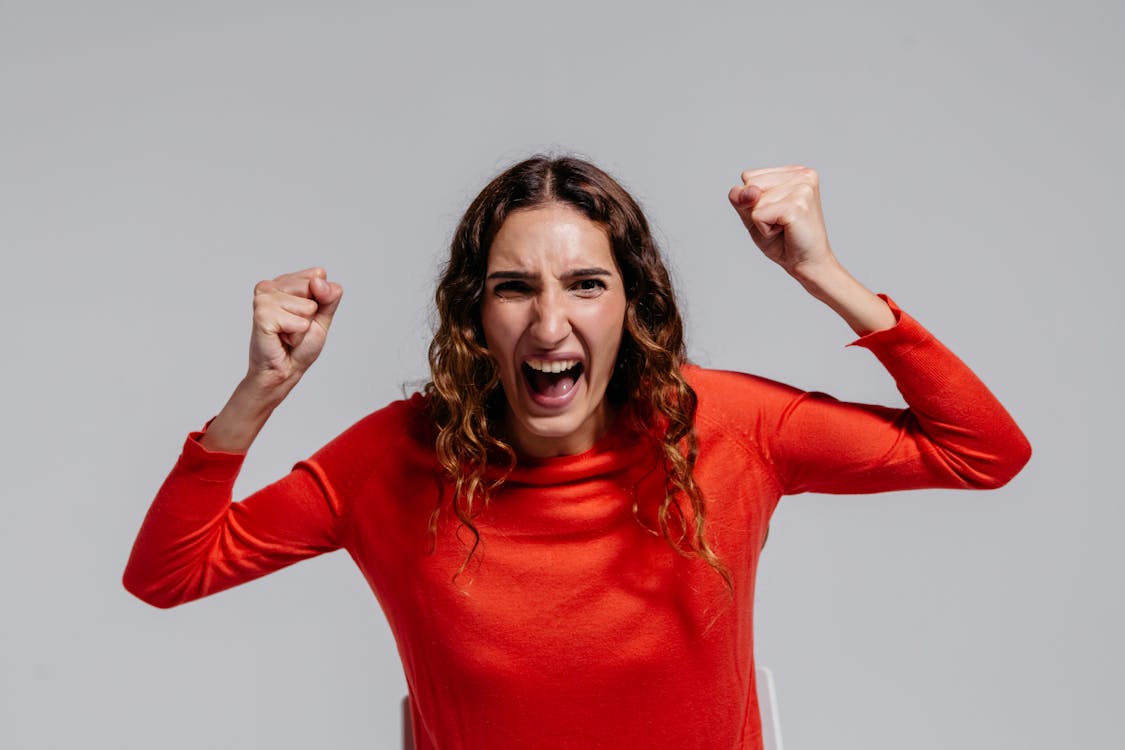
[252, 294, 276, 315]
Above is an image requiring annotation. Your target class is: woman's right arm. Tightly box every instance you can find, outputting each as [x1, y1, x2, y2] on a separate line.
[122, 268, 344, 608]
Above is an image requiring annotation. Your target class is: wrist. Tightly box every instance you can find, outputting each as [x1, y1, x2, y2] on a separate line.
[788, 255, 847, 300]
[198, 375, 290, 454]
[789, 256, 896, 336]
[240, 369, 300, 407]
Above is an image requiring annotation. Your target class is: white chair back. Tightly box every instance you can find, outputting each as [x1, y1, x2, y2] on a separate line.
[757, 665, 785, 750]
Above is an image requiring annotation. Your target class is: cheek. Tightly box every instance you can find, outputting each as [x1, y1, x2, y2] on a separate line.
[605, 295, 628, 342]
[479, 304, 519, 363]
[479, 300, 501, 346]
[578, 306, 627, 367]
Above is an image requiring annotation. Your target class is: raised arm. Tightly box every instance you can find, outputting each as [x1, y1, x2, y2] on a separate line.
[122, 268, 345, 608]
[724, 167, 1030, 494]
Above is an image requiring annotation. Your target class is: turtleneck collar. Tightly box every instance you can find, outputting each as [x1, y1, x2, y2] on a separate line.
[501, 415, 661, 488]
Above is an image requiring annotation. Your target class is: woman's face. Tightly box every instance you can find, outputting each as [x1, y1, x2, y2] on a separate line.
[480, 203, 628, 458]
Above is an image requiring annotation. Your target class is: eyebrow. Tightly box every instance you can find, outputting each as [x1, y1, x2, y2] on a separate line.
[486, 268, 614, 281]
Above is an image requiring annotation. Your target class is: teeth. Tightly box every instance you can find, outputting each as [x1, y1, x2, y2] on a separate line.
[526, 359, 579, 373]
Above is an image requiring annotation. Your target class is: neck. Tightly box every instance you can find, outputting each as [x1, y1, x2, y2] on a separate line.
[504, 405, 618, 459]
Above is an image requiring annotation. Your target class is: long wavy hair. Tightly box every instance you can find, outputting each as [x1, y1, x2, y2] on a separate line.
[425, 155, 730, 591]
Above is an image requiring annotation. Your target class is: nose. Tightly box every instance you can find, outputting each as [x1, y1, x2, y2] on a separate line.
[529, 289, 571, 347]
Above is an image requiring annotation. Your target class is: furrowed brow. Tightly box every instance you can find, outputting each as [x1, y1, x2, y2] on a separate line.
[486, 270, 536, 281]
[485, 268, 613, 282]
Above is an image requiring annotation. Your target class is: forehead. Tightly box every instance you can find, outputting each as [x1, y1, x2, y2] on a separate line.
[487, 204, 617, 272]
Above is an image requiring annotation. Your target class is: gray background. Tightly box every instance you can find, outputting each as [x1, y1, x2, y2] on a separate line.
[2, 1, 1121, 748]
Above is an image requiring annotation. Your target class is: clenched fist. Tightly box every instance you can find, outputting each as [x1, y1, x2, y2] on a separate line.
[728, 166, 835, 277]
[248, 267, 343, 391]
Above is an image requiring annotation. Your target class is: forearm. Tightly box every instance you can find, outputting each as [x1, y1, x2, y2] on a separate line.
[122, 434, 337, 609]
[851, 301, 1032, 489]
[198, 374, 294, 454]
[774, 297, 1032, 493]
[790, 256, 896, 337]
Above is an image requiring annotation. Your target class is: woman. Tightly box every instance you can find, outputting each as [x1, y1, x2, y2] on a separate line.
[123, 156, 1030, 749]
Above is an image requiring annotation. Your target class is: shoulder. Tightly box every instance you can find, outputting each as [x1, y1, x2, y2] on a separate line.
[338, 392, 432, 442]
[305, 392, 436, 477]
[683, 363, 805, 426]
[679, 364, 800, 492]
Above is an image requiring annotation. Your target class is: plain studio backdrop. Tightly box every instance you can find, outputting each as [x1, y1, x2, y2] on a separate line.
[2, 1, 1121, 748]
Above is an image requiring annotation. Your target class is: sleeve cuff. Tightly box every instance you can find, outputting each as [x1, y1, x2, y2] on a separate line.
[846, 294, 933, 352]
[178, 421, 247, 482]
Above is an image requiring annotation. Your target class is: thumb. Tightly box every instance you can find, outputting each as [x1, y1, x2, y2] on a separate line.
[728, 184, 773, 238]
[728, 183, 762, 211]
[310, 277, 343, 329]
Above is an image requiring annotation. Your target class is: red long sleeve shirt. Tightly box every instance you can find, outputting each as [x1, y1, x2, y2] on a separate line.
[123, 298, 1030, 749]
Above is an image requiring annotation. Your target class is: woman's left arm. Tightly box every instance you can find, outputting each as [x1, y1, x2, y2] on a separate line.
[726, 166, 1031, 494]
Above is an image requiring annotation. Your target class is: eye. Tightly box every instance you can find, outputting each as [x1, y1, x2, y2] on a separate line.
[571, 278, 607, 296]
[493, 280, 532, 298]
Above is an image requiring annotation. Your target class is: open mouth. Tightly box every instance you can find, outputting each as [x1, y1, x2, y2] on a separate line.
[522, 359, 585, 400]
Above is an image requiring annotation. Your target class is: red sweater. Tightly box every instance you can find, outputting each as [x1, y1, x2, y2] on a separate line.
[123, 298, 1030, 749]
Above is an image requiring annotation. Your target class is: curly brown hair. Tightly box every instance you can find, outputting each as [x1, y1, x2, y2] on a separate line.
[425, 155, 730, 591]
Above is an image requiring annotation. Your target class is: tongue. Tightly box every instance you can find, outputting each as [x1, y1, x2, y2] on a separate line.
[528, 368, 579, 398]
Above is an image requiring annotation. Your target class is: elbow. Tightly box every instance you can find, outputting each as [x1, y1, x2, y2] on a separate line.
[121, 567, 182, 610]
[968, 432, 1033, 490]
